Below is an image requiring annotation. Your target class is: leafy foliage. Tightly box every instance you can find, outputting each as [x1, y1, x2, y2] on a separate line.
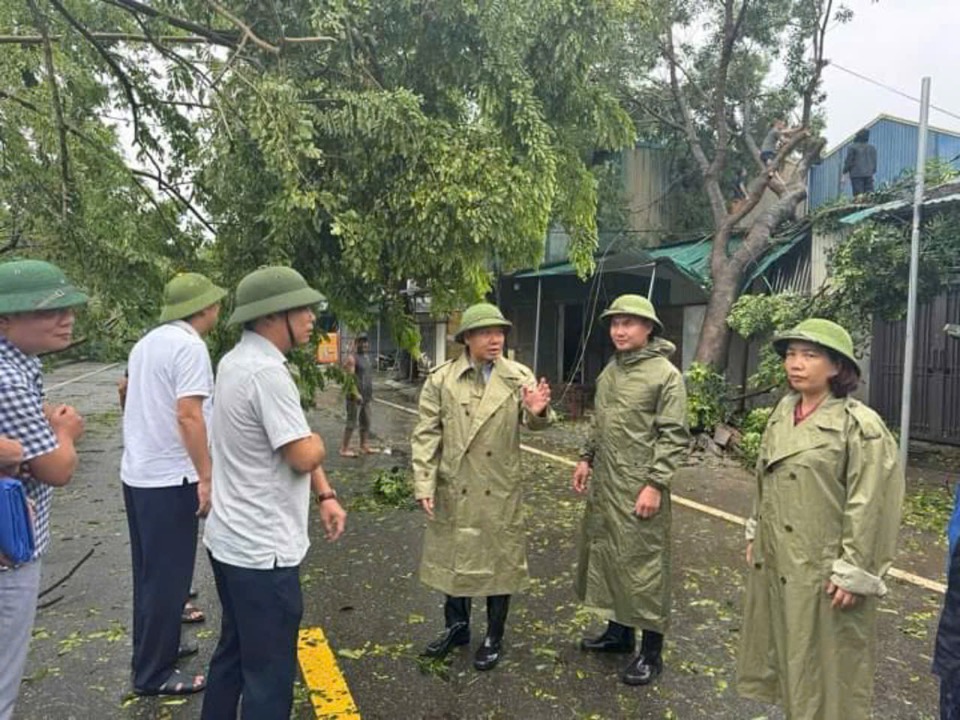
[2, 0, 640, 357]
[684, 362, 731, 432]
[736, 406, 774, 469]
[372, 467, 415, 508]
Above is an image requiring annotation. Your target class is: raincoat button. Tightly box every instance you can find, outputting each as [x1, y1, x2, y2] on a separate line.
[461, 488, 468, 495]
[485, 489, 491, 496]
[465, 409, 471, 416]
[784, 524, 793, 532]
[780, 576, 787, 584]
[789, 472, 797, 480]
[486, 450, 492, 457]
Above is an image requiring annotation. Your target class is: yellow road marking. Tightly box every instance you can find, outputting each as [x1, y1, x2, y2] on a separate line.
[376, 396, 947, 595]
[298, 627, 361, 719]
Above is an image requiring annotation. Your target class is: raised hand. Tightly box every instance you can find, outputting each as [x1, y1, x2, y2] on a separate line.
[521, 378, 551, 417]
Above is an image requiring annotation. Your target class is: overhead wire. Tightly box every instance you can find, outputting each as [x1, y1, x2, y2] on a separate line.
[829, 62, 960, 125]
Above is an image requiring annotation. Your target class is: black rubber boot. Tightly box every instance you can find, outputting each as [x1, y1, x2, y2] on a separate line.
[621, 630, 664, 686]
[580, 621, 636, 653]
[474, 595, 510, 671]
[421, 596, 471, 658]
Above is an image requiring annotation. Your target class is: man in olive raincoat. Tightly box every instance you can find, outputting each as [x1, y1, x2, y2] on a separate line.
[412, 302, 552, 672]
[737, 319, 904, 720]
[572, 294, 689, 686]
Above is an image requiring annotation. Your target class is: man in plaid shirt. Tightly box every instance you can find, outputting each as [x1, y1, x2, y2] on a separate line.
[0, 259, 87, 720]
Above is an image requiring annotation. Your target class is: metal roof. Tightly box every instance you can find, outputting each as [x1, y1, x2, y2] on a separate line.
[838, 192, 960, 225]
[512, 229, 808, 292]
[808, 116, 960, 209]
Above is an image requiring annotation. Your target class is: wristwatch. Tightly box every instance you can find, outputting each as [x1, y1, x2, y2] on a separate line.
[315, 490, 338, 505]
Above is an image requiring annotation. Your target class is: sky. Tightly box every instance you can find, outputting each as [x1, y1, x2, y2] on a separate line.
[818, 0, 960, 149]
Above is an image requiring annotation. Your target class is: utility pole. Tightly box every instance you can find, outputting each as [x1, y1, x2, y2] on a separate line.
[898, 76, 931, 471]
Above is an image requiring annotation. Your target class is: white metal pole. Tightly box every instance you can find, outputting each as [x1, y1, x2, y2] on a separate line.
[898, 76, 931, 471]
[532, 278, 543, 376]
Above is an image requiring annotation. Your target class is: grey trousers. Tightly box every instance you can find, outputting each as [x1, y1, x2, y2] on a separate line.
[0, 559, 41, 720]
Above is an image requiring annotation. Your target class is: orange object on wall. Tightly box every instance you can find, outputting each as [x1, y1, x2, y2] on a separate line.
[315, 331, 340, 365]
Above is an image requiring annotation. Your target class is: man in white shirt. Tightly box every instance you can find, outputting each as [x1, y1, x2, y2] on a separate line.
[122, 273, 226, 696]
[202, 266, 346, 720]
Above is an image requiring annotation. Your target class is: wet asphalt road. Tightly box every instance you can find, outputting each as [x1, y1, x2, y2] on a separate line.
[11, 363, 950, 719]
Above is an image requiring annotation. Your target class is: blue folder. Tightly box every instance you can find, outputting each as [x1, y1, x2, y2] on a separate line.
[0, 477, 35, 565]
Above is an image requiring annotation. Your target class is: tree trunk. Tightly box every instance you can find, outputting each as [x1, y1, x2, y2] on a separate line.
[692, 183, 810, 370]
[693, 244, 741, 368]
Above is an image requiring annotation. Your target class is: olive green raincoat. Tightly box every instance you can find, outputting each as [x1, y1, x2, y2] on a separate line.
[574, 338, 689, 632]
[737, 393, 904, 720]
[412, 352, 552, 597]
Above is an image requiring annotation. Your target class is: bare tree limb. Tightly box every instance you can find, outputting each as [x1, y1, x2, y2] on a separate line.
[205, 0, 279, 54]
[97, 0, 239, 49]
[38, 548, 94, 599]
[663, 29, 710, 176]
[740, 102, 765, 171]
[130, 169, 218, 235]
[27, 0, 71, 224]
[711, 0, 747, 178]
[0, 225, 23, 255]
[212, 31, 250, 88]
[803, 0, 833, 126]
[0, 33, 212, 44]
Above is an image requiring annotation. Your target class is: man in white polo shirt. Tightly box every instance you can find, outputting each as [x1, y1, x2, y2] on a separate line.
[202, 266, 346, 720]
[122, 272, 226, 696]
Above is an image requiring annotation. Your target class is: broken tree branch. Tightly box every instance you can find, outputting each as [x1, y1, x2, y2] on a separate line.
[38, 547, 95, 599]
[130, 168, 218, 235]
[205, 0, 279, 54]
[0, 33, 212, 44]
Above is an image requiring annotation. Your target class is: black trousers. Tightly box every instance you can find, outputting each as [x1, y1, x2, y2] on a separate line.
[201, 554, 303, 720]
[851, 176, 874, 195]
[123, 480, 199, 690]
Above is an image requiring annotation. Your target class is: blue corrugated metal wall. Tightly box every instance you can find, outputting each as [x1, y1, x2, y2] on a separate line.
[808, 117, 960, 208]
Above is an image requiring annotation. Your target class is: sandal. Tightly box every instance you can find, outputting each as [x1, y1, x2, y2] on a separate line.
[178, 641, 199, 659]
[339, 449, 358, 458]
[181, 602, 206, 624]
[134, 669, 206, 697]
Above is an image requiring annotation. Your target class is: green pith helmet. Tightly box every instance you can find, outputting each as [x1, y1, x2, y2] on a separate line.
[0, 259, 88, 315]
[227, 266, 326, 326]
[772, 318, 860, 375]
[599, 294, 663, 334]
[454, 303, 512, 344]
[158, 273, 227, 324]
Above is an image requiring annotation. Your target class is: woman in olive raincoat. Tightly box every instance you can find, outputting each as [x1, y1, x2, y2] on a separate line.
[573, 294, 690, 686]
[737, 318, 905, 720]
[411, 302, 552, 672]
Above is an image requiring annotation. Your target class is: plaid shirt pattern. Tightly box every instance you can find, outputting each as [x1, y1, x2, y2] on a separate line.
[0, 336, 59, 563]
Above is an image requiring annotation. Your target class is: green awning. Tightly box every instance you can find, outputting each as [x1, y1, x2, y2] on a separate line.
[513, 228, 808, 293]
[743, 229, 808, 286]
